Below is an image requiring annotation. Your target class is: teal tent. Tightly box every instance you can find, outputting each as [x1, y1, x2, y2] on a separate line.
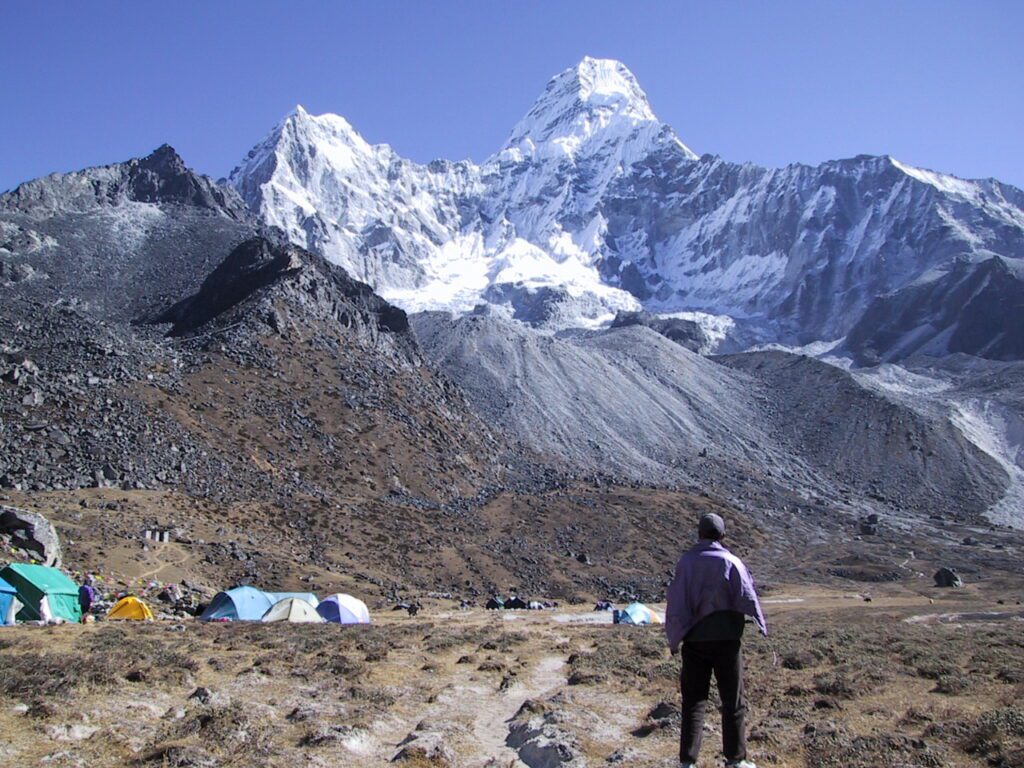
[200, 587, 319, 621]
[0, 575, 20, 625]
[617, 602, 660, 626]
[0, 563, 82, 623]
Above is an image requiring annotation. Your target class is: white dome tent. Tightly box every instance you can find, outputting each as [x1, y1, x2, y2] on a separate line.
[260, 597, 325, 623]
[316, 593, 371, 624]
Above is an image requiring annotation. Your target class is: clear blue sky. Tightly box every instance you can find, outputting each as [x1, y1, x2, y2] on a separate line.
[2, 1, 1022, 192]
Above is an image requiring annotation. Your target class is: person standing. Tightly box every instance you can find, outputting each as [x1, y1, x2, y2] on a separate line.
[78, 574, 96, 622]
[665, 513, 767, 768]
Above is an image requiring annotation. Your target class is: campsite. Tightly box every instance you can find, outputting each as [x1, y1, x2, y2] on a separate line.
[0, 490, 1023, 766]
[0, 485, 1023, 765]
[3, 4, 1024, 766]
[1, 583, 1023, 767]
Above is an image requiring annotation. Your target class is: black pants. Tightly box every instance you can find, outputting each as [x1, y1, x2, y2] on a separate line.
[680, 639, 747, 764]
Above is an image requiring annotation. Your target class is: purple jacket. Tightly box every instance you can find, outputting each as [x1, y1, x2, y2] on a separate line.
[78, 584, 96, 612]
[665, 540, 767, 651]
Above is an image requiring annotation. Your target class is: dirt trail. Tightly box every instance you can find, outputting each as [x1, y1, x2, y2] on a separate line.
[469, 654, 566, 766]
[136, 543, 197, 581]
[368, 636, 568, 767]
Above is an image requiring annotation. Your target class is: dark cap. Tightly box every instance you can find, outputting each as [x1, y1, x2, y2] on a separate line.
[698, 513, 725, 540]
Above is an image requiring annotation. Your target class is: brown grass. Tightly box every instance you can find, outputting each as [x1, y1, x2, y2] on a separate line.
[0, 590, 1023, 767]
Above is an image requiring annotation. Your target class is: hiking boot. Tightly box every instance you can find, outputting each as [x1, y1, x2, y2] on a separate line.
[726, 761, 757, 768]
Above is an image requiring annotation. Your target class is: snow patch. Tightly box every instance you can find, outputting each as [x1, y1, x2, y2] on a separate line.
[97, 203, 165, 252]
[852, 363, 954, 398]
[658, 311, 736, 353]
[891, 158, 986, 201]
[950, 399, 1024, 529]
[755, 337, 845, 359]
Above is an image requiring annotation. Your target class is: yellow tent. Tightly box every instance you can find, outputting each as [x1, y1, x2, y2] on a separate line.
[107, 596, 155, 621]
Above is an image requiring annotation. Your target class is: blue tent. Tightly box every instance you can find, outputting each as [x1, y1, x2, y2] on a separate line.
[200, 587, 319, 622]
[0, 576, 19, 625]
[201, 587, 273, 621]
[617, 602, 660, 625]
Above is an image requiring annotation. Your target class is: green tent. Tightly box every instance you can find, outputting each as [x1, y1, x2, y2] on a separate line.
[0, 563, 81, 623]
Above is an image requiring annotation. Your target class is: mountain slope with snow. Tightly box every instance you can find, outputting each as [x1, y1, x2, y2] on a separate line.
[229, 58, 696, 328]
[604, 153, 1024, 341]
[229, 56, 1024, 346]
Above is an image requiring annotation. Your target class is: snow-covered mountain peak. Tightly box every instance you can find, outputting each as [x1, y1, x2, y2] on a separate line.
[498, 57, 696, 163]
[227, 104, 400, 249]
[228, 60, 1024, 341]
[570, 57, 655, 120]
[280, 106, 375, 157]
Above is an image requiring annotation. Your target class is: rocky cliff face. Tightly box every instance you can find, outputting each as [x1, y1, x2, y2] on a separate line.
[156, 236, 410, 339]
[845, 256, 1024, 365]
[600, 155, 1024, 342]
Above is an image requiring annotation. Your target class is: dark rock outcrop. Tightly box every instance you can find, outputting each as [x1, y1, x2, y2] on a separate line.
[609, 310, 707, 353]
[934, 567, 963, 587]
[156, 236, 409, 338]
[845, 256, 1024, 366]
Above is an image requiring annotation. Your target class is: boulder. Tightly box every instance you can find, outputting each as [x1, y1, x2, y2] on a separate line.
[859, 521, 878, 536]
[933, 567, 963, 588]
[392, 729, 455, 765]
[0, 505, 62, 566]
[506, 700, 581, 766]
[609, 310, 709, 352]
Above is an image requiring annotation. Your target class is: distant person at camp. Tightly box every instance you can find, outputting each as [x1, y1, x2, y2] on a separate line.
[78, 575, 96, 621]
[665, 513, 766, 768]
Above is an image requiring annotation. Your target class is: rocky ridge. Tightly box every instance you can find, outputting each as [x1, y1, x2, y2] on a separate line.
[0, 147, 502, 507]
[0, 145, 257, 322]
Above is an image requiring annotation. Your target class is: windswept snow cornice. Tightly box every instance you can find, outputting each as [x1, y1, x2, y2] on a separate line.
[891, 155, 995, 197]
